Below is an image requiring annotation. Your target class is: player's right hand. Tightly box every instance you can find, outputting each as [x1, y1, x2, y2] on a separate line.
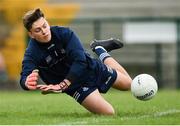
[25, 69, 39, 90]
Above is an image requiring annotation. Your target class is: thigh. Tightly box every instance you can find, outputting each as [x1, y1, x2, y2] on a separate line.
[112, 70, 131, 90]
[81, 89, 114, 115]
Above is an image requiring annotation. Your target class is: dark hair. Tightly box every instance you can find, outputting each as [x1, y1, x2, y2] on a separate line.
[23, 8, 44, 31]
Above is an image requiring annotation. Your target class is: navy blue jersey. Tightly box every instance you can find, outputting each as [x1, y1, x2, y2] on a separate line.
[20, 26, 100, 90]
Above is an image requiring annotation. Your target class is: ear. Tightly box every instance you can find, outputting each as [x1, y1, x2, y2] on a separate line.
[28, 31, 34, 39]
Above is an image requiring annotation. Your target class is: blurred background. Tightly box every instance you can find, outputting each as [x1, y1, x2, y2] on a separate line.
[0, 0, 180, 90]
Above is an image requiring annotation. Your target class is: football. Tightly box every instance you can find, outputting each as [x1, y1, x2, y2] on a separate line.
[131, 74, 158, 101]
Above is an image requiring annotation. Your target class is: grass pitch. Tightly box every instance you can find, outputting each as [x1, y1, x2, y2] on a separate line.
[0, 89, 179, 125]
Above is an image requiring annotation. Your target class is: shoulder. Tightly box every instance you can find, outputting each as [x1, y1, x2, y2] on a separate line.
[23, 40, 43, 64]
[50, 26, 73, 35]
[25, 39, 41, 57]
[26, 39, 37, 51]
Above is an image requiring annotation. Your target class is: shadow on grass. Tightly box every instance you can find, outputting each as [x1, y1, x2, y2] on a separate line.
[39, 111, 94, 118]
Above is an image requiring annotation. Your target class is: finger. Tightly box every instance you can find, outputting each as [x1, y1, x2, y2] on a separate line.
[37, 85, 50, 89]
[29, 73, 39, 78]
[27, 76, 38, 82]
[27, 85, 37, 90]
[36, 84, 45, 88]
[43, 86, 52, 91]
[40, 87, 49, 91]
[27, 81, 37, 86]
[40, 87, 50, 91]
[43, 85, 59, 91]
[37, 85, 49, 90]
[39, 85, 52, 91]
[32, 70, 39, 78]
[32, 69, 39, 73]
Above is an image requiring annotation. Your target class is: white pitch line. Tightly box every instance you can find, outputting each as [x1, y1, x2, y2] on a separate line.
[121, 109, 180, 120]
[60, 109, 180, 125]
[154, 109, 180, 117]
[61, 121, 88, 125]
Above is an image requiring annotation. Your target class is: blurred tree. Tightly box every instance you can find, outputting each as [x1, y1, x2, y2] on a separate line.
[0, 52, 8, 83]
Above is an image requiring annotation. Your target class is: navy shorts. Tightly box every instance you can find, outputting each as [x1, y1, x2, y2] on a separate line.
[65, 64, 117, 104]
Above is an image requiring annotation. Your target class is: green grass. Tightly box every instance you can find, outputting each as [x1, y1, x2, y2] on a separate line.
[0, 89, 179, 125]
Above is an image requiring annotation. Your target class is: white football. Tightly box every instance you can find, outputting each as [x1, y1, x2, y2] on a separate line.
[131, 74, 158, 101]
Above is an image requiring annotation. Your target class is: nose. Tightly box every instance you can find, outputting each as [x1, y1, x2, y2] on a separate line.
[41, 28, 46, 35]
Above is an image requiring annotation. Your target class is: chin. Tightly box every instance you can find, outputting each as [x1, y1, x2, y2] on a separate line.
[39, 39, 50, 43]
[43, 40, 50, 43]
[44, 36, 51, 42]
[45, 39, 51, 42]
[47, 35, 51, 41]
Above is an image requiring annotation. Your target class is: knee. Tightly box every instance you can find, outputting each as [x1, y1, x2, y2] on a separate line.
[123, 79, 132, 91]
[123, 75, 132, 89]
[99, 106, 115, 115]
[126, 77, 132, 90]
[115, 76, 132, 91]
[106, 107, 115, 115]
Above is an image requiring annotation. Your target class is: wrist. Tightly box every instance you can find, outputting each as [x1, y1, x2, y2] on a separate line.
[63, 79, 71, 86]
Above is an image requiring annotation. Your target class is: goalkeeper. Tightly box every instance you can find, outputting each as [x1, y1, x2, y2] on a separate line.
[20, 8, 132, 115]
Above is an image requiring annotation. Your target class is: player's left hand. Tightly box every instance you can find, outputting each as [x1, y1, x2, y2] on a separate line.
[37, 80, 70, 94]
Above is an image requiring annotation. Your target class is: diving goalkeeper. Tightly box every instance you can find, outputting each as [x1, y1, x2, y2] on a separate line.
[20, 8, 132, 115]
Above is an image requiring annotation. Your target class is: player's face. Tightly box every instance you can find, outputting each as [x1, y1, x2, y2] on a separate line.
[28, 17, 51, 43]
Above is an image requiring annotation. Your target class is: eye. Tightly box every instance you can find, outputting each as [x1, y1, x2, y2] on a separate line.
[34, 28, 41, 33]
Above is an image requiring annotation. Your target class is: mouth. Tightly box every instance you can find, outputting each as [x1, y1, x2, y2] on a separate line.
[44, 34, 49, 37]
[43, 33, 51, 42]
